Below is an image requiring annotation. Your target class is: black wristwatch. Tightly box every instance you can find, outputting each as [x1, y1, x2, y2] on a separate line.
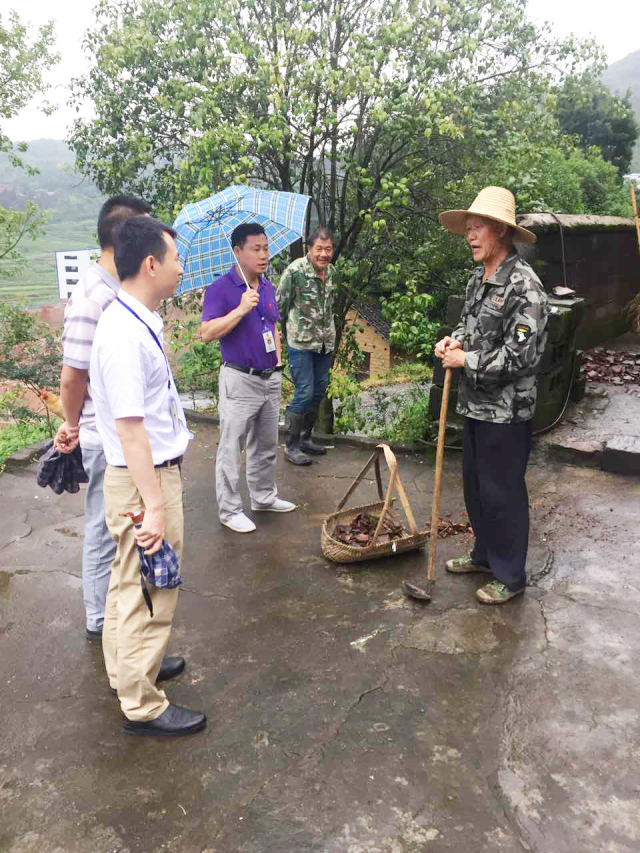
[274, 364, 284, 372]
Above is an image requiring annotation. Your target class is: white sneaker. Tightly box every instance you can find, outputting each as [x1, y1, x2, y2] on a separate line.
[250, 498, 297, 513]
[221, 512, 257, 533]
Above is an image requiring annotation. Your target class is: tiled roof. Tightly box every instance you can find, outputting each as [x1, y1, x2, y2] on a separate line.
[352, 299, 391, 340]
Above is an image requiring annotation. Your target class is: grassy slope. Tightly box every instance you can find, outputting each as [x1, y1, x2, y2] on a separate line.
[0, 140, 104, 307]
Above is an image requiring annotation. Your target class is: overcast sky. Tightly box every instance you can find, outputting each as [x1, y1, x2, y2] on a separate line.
[3, 0, 639, 143]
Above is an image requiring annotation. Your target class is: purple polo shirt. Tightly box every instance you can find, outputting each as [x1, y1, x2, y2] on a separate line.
[201, 266, 280, 370]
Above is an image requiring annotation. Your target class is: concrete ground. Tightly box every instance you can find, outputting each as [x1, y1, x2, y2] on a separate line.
[539, 332, 640, 474]
[1, 423, 640, 853]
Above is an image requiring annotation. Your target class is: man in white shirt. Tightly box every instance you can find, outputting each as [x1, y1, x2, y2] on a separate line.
[54, 196, 151, 640]
[91, 216, 206, 737]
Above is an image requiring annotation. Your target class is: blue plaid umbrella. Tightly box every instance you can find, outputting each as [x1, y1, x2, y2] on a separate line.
[173, 185, 311, 295]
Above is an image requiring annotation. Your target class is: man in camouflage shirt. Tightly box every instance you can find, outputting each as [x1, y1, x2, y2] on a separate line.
[436, 186, 548, 605]
[276, 226, 336, 465]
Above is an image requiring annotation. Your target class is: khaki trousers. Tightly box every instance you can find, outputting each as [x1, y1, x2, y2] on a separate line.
[102, 464, 183, 721]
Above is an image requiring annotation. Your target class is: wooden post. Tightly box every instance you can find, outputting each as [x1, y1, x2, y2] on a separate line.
[631, 182, 640, 256]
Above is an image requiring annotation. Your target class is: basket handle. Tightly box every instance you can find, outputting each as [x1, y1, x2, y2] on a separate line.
[336, 450, 380, 511]
[370, 459, 397, 546]
[370, 444, 419, 545]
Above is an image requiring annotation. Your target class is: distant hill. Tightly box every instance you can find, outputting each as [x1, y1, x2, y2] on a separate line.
[0, 138, 104, 219]
[0, 139, 105, 307]
[602, 49, 640, 172]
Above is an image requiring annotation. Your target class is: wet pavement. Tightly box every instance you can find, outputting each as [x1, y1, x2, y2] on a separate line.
[1, 425, 640, 852]
[540, 332, 640, 474]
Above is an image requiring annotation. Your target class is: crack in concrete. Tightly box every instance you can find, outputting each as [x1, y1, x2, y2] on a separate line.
[537, 600, 551, 653]
[528, 547, 555, 587]
[12, 693, 87, 705]
[211, 648, 397, 846]
[312, 473, 375, 482]
[0, 512, 32, 553]
[179, 586, 233, 600]
[486, 769, 536, 853]
[12, 568, 81, 580]
[0, 510, 86, 555]
[547, 590, 638, 619]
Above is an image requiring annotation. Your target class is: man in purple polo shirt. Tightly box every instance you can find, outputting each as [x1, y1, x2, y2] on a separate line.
[200, 223, 296, 533]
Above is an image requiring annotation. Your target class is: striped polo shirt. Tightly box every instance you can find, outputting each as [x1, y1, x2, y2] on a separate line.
[61, 262, 120, 450]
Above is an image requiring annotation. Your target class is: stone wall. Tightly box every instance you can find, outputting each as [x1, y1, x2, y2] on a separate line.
[344, 309, 391, 379]
[517, 214, 640, 348]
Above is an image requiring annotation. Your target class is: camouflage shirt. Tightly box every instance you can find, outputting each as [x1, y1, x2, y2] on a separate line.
[276, 256, 337, 352]
[452, 252, 549, 423]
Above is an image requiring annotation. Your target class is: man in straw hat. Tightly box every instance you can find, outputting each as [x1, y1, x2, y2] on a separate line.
[435, 186, 548, 604]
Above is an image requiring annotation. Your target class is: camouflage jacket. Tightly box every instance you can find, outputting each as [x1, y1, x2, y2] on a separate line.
[452, 252, 549, 423]
[276, 256, 337, 352]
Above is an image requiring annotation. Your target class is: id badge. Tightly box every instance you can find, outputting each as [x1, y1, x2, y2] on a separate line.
[263, 330, 276, 353]
[170, 398, 179, 434]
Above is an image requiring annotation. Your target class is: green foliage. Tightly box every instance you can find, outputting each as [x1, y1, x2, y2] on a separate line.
[67, 0, 631, 433]
[362, 360, 432, 387]
[486, 136, 633, 217]
[69, 0, 602, 234]
[0, 10, 59, 275]
[556, 75, 639, 176]
[0, 202, 48, 277]
[381, 283, 439, 361]
[169, 315, 222, 406]
[327, 321, 366, 433]
[0, 303, 62, 436]
[0, 419, 52, 468]
[0, 11, 59, 161]
[378, 386, 432, 444]
[327, 371, 366, 434]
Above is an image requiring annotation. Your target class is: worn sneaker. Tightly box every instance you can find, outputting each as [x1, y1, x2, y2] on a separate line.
[221, 512, 257, 533]
[476, 580, 525, 605]
[251, 498, 297, 513]
[445, 555, 491, 574]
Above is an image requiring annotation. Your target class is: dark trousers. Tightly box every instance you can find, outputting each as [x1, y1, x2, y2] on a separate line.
[463, 417, 532, 591]
[287, 345, 332, 414]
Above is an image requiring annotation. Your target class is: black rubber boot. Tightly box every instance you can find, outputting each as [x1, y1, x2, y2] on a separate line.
[285, 411, 312, 466]
[300, 407, 326, 455]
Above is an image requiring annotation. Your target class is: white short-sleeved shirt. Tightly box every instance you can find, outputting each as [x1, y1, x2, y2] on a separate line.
[61, 263, 120, 450]
[90, 289, 192, 467]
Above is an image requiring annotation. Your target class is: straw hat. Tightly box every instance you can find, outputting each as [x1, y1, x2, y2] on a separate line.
[439, 186, 536, 245]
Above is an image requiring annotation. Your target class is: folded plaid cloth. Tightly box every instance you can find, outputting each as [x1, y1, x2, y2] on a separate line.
[123, 512, 183, 616]
[137, 539, 182, 616]
[36, 440, 89, 495]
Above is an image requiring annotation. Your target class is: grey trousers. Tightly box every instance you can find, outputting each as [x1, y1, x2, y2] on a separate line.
[80, 446, 116, 631]
[216, 365, 281, 522]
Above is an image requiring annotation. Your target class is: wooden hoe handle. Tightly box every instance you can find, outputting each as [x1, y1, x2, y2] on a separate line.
[427, 368, 452, 582]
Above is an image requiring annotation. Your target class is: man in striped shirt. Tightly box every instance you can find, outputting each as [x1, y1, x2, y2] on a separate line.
[54, 196, 151, 639]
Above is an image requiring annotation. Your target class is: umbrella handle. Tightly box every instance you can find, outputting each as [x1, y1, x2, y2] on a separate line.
[225, 233, 252, 289]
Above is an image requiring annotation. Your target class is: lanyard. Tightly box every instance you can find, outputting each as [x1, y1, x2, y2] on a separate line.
[116, 297, 171, 390]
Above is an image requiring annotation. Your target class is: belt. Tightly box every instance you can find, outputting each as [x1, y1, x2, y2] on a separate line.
[115, 455, 182, 470]
[223, 361, 281, 378]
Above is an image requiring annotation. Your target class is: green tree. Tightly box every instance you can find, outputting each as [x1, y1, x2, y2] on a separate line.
[69, 0, 597, 235]
[0, 10, 59, 277]
[556, 75, 639, 176]
[0, 202, 48, 276]
[69, 0, 613, 433]
[0, 303, 62, 436]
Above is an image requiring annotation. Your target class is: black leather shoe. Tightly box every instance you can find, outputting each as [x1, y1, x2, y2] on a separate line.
[86, 626, 103, 641]
[122, 704, 206, 737]
[157, 656, 185, 682]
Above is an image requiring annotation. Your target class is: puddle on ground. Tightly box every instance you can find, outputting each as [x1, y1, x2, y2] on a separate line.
[54, 527, 81, 538]
[0, 571, 10, 597]
[406, 608, 500, 654]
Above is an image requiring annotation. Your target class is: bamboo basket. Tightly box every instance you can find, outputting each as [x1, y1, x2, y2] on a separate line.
[321, 443, 429, 564]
